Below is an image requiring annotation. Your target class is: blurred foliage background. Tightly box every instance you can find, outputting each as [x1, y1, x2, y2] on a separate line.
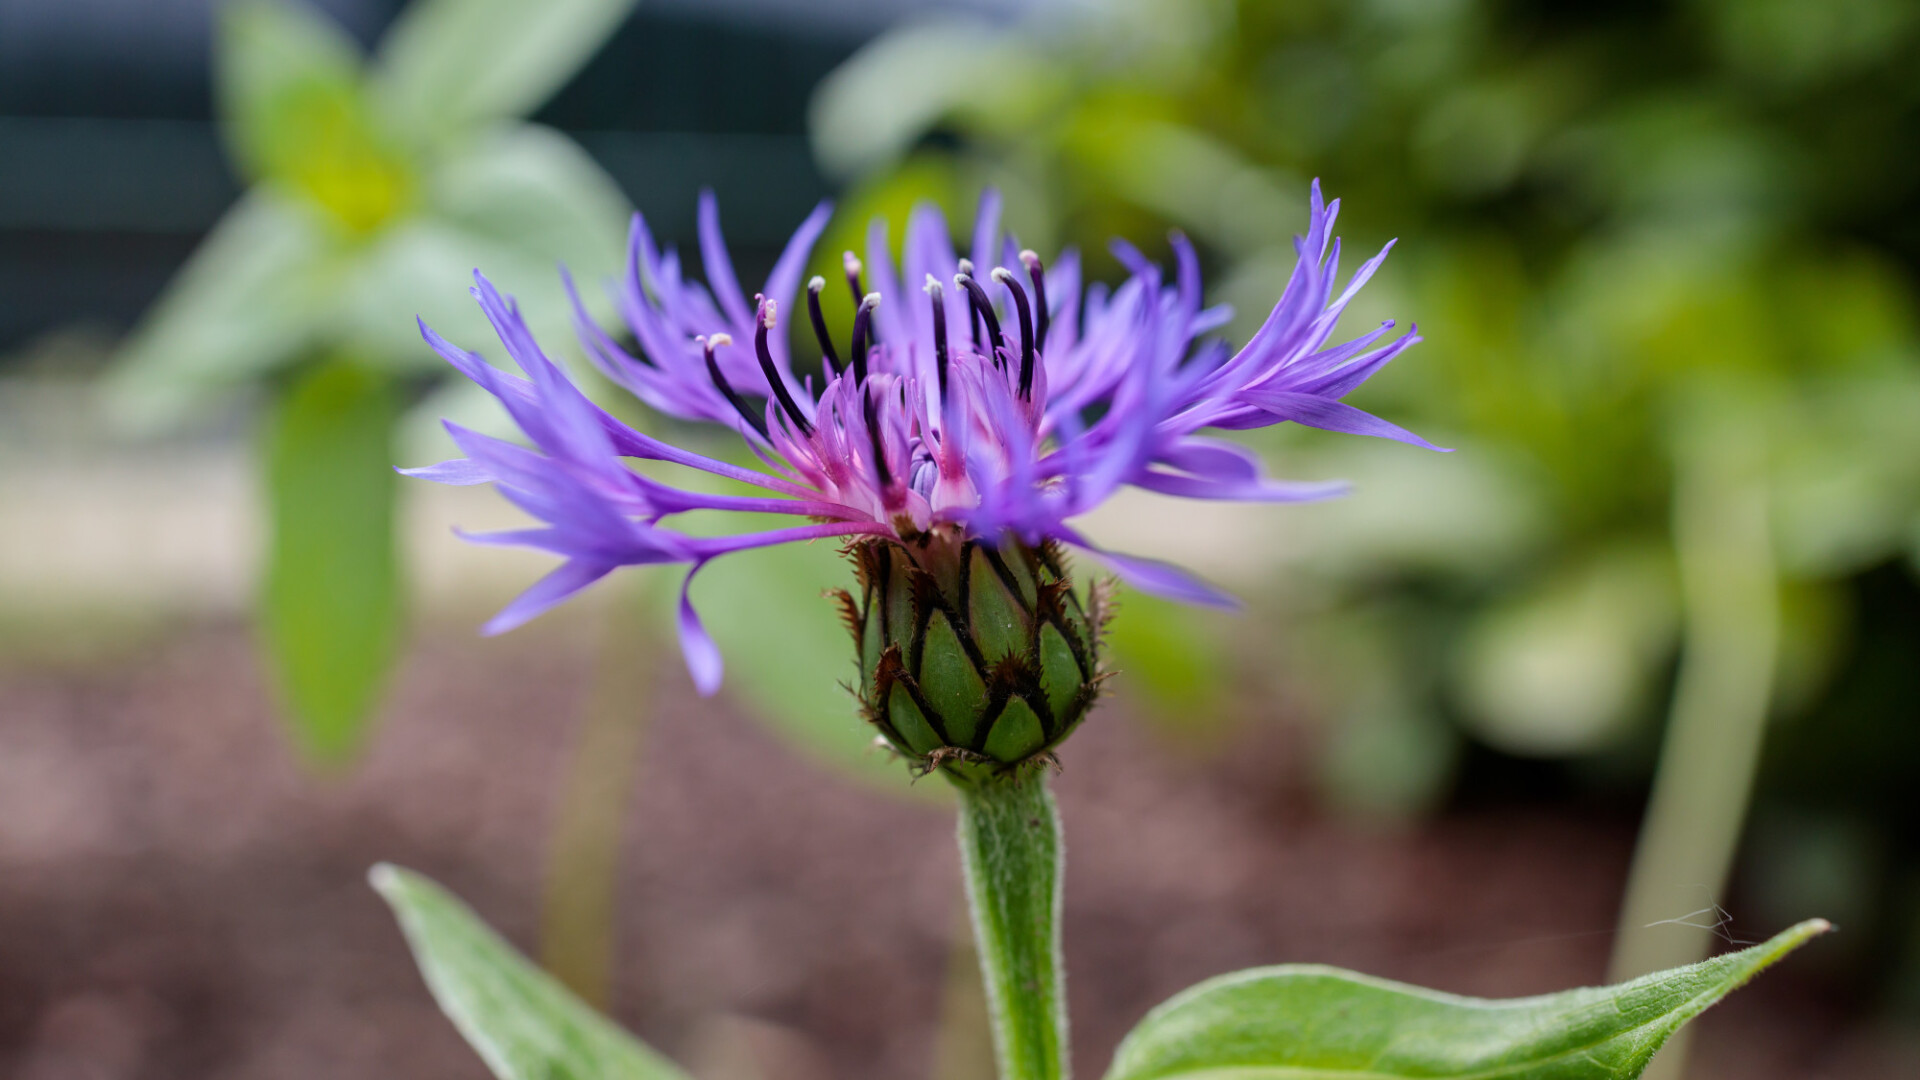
[2, 0, 1917, 1070]
[812, 0, 1920, 1022]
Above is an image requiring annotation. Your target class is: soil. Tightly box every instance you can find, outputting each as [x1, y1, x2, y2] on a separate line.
[0, 620, 1912, 1079]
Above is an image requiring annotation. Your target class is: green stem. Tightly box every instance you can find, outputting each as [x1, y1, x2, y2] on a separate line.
[1609, 417, 1779, 1080]
[953, 770, 1069, 1080]
[539, 576, 654, 1008]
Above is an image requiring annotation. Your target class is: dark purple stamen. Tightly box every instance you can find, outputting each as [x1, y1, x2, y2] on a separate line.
[806, 276, 841, 372]
[924, 276, 951, 404]
[992, 267, 1036, 398]
[850, 293, 880, 385]
[753, 299, 813, 436]
[701, 334, 768, 441]
[1020, 249, 1050, 354]
[862, 385, 892, 489]
[954, 272, 1004, 369]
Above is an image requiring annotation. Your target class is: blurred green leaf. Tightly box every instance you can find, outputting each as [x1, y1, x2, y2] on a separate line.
[374, 0, 638, 148]
[260, 358, 404, 763]
[103, 192, 341, 432]
[1060, 111, 1296, 257]
[1454, 544, 1677, 757]
[1320, 686, 1459, 821]
[371, 864, 692, 1080]
[1103, 587, 1230, 720]
[216, 0, 363, 178]
[809, 17, 1050, 181]
[429, 124, 631, 274]
[341, 215, 598, 372]
[329, 126, 631, 370]
[217, 0, 414, 231]
[1104, 919, 1829, 1080]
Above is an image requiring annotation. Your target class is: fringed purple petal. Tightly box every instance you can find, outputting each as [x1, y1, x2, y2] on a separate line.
[697, 189, 753, 330]
[763, 199, 834, 370]
[482, 560, 614, 635]
[677, 565, 724, 696]
[1057, 527, 1241, 610]
[970, 189, 1002, 273]
[1131, 470, 1350, 502]
[409, 179, 1432, 654]
[397, 459, 492, 485]
[1237, 388, 1449, 451]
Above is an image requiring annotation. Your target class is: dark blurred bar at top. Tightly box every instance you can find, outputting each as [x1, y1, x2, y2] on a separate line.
[0, 0, 1000, 353]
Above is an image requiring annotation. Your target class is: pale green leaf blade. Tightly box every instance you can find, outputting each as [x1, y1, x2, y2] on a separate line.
[218, 0, 415, 229]
[374, 0, 638, 145]
[102, 192, 338, 432]
[260, 358, 404, 763]
[427, 123, 631, 277]
[808, 17, 1043, 181]
[1103, 920, 1829, 1080]
[370, 864, 692, 1080]
[335, 125, 628, 370]
[217, 0, 362, 177]
[339, 216, 594, 372]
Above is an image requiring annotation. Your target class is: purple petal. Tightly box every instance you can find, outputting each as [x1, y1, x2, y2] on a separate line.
[482, 560, 614, 635]
[680, 520, 891, 560]
[1236, 388, 1450, 451]
[971, 189, 1002, 272]
[763, 200, 834, 371]
[1156, 436, 1265, 483]
[397, 458, 492, 485]
[1131, 470, 1349, 502]
[677, 565, 723, 696]
[1057, 527, 1240, 610]
[698, 189, 753, 331]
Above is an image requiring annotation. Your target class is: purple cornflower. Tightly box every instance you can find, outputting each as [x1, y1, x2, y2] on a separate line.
[404, 182, 1437, 698]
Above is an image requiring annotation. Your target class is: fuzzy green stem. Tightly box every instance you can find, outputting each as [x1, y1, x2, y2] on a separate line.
[953, 770, 1069, 1080]
[540, 577, 653, 1008]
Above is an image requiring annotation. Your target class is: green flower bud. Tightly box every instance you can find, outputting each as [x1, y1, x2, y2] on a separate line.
[834, 530, 1110, 773]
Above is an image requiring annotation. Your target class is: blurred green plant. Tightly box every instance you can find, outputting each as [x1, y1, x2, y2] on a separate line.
[104, 0, 637, 762]
[806, 0, 1920, 1054]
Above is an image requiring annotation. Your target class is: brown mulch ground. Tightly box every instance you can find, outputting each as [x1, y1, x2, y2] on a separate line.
[0, 620, 1912, 1079]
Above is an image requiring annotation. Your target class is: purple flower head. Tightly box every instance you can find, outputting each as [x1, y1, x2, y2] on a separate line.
[405, 181, 1439, 694]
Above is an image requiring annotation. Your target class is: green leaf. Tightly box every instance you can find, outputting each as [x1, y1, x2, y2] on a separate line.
[217, 0, 413, 230]
[103, 191, 341, 432]
[371, 864, 692, 1080]
[808, 17, 1048, 181]
[332, 122, 630, 367]
[1103, 919, 1830, 1080]
[1103, 587, 1231, 720]
[374, 0, 638, 147]
[427, 124, 631, 279]
[260, 358, 404, 763]
[217, 0, 364, 180]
